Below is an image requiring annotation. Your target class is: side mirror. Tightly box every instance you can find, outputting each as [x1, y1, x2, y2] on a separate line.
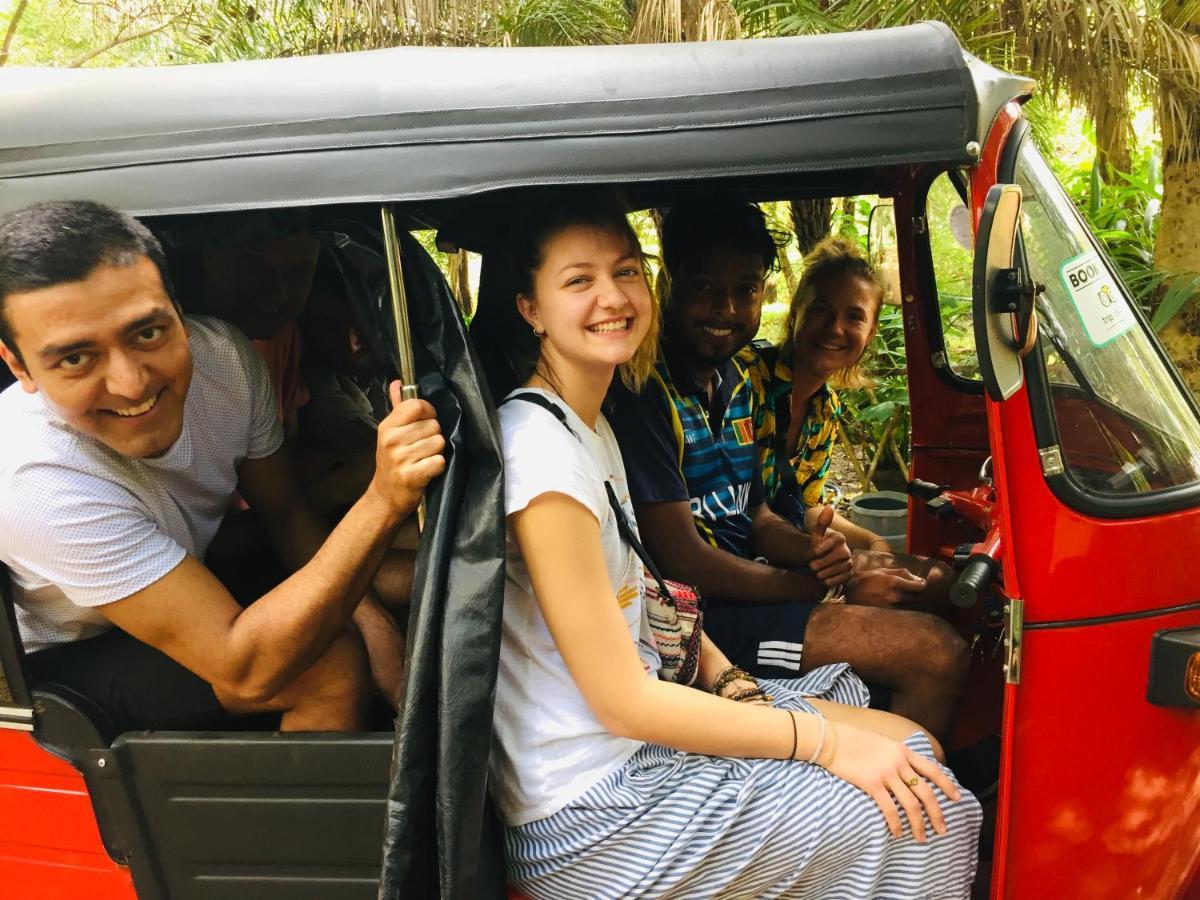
[973, 184, 1041, 401]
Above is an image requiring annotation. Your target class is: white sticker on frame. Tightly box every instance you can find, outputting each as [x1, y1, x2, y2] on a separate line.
[1059, 250, 1135, 347]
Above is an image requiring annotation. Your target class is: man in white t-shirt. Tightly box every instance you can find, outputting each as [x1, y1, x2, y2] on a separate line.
[0, 200, 444, 732]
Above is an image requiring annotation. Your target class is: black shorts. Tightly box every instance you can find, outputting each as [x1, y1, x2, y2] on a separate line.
[25, 628, 257, 734]
[703, 599, 817, 679]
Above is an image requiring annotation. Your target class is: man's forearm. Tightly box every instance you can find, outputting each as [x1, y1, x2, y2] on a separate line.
[227, 490, 405, 699]
[749, 511, 815, 569]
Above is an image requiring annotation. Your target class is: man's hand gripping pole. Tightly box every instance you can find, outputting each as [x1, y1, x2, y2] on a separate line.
[380, 205, 426, 531]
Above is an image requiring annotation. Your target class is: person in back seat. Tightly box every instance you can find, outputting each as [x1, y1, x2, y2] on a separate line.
[0, 201, 442, 732]
[173, 216, 416, 604]
[484, 189, 980, 899]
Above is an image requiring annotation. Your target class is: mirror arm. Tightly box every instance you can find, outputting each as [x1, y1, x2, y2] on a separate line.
[990, 267, 1044, 356]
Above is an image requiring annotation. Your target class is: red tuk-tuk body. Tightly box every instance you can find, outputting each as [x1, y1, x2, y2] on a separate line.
[1, 22, 1197, 899]
[0, 731, 134, 898]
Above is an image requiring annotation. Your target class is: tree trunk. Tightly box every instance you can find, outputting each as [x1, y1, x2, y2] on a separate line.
[838, 196, 857, 238]
[448, 249, 474, 317]
[1093, 91, 1132, 180]
[789, 197, 832, 256]
[1154, 11, 1200, 397]
[0, 0, 29, 66]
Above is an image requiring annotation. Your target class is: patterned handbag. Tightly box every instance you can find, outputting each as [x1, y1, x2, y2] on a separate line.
[602, 482, 703, 685]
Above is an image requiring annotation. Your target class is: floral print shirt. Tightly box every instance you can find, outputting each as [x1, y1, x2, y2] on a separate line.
[740, 342, 842, 522]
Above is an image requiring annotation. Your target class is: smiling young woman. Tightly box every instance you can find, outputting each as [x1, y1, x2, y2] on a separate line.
[751, 236, 886, 519]
[476, 192, 979, 899]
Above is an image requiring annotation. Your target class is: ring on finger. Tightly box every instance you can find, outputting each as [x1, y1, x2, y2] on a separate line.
[905, 775, 920, 789]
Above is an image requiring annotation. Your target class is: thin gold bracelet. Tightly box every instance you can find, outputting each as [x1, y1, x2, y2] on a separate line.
[805, 713, 827, 765]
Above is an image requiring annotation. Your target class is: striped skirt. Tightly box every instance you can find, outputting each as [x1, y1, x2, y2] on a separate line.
[507, 664, 981, 899]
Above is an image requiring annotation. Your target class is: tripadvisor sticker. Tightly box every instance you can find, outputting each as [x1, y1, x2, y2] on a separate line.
[1059, 250, 1134, 347]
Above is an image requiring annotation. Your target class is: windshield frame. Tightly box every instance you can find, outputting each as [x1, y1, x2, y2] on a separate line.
[1007, 126, 1200, 518]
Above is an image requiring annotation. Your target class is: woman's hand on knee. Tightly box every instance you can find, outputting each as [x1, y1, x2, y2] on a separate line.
[819, 721, 961, 842]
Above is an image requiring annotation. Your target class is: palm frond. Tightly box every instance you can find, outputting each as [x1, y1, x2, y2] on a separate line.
[631, 0, 739, 43]
[1022, 0, 1199, 163]
[491, 0, 629, 47]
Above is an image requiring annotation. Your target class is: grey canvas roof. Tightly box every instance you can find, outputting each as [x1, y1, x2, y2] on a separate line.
[0, 22, 1032, 217]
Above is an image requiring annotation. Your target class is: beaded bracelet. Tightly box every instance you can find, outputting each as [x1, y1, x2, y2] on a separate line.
[728, 686, 775, 704]
[712, 665, 757, 697]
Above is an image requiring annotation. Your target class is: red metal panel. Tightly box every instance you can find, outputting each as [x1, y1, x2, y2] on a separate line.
[1001, 380, 1200, 622]
[1000, 608, 1200, 899]
[0, 731, 135, 899]
[893, 175, 991, 558]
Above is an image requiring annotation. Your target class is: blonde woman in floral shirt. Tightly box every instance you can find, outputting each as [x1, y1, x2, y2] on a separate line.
[745, 236, 955, 608]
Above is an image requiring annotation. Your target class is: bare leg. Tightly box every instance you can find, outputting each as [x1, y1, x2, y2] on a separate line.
[215, 627, 371, 732]
[801, 603, 968, 742]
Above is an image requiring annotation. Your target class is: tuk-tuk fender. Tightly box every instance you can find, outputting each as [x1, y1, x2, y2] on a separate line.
[0, 730, 134, 899]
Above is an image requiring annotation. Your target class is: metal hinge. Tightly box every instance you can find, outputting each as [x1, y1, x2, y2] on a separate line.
[1004, 598, 1024, 685]
[1039, 445, 1064, 477]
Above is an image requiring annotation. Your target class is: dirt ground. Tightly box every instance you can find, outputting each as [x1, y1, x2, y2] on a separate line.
[825, 442, 866, 513]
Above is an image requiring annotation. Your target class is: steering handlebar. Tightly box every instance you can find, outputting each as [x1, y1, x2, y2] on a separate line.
[906, 479, 1003, 608]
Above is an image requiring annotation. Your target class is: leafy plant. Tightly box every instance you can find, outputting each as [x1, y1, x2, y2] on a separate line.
[1056, 146, 1200, 331]
[839, 300, 911, 488]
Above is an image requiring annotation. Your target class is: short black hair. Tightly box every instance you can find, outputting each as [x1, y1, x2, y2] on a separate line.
[660, 196, 784, 279]
[0, 200, 176, 362]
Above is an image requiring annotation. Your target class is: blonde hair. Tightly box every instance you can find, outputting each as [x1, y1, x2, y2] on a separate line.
[617, 271, 660, 392]
[781, 235, 885, 390]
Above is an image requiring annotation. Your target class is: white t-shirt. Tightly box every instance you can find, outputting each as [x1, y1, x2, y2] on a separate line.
[491, 389, 661, 827]
[0, 316, 283, 653]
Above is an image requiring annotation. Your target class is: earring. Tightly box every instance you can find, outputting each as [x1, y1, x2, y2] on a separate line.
[532, 325, 544, 338]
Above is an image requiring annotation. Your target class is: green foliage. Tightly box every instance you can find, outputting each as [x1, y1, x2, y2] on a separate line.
[733, 0, 1012, 65]
[173, 0, 630, 60]
[490, 0, 629, 46]
[180, 0, 330, 61]
[839, 301, 911, 475]
[1, 0, 185, 67]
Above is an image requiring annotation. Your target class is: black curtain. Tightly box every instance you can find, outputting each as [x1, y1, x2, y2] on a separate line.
[315, 217, 507, 899]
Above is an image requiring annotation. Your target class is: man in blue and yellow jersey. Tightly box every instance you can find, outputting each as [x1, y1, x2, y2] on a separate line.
[608, 197, 967, 741]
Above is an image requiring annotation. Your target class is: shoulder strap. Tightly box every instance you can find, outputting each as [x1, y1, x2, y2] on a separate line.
[602, 482, 673, 598]
[504, 390, 578, 439]
[504, 391, 674, 599]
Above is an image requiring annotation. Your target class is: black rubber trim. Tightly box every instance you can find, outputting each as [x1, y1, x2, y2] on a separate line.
[1025, 599, 1200, 631]
[0, 567, 31, 708]
[913, 165, 986, 395]
[996, 117, 1025, 184]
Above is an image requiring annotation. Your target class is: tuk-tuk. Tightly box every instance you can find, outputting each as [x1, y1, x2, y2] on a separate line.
[1, 21, 1197, 900]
